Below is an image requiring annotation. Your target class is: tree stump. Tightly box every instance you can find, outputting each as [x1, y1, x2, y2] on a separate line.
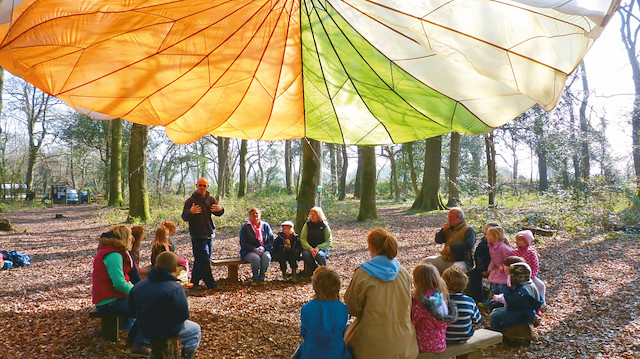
[150, 337, 179, 359]
[0, 218, 14, 231]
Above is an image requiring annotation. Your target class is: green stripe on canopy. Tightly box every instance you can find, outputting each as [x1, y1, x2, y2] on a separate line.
[301, 0, 491, 145]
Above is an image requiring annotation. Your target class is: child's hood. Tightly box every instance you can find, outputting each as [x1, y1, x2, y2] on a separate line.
[516, 230, 534, 247]
[360, 255, 400, 282]
[98, 233, 127, 252]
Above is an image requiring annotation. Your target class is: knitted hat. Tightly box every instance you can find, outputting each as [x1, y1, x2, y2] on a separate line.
[281, 220, 294, 227]
[509, 262, 531, 284]
[516, 230, 534, 247]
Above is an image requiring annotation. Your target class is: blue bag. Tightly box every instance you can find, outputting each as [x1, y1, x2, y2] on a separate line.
[8, 250, 30, 266]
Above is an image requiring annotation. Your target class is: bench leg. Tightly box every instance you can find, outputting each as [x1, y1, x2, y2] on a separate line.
[228, 264, 239, 282]
[457, 350, 483, 359]
[101, 316, 119, 342]
[150, 337, 179, 359]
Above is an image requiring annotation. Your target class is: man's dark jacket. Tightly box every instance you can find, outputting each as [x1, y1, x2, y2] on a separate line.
[129, 268, 190, 338]
[181, 190, 224, 236]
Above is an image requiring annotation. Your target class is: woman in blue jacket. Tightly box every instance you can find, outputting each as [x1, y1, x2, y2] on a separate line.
[239, 208, 275, 284]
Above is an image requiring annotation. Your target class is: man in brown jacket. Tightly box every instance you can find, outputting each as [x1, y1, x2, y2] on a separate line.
[425, 207, 476, 273]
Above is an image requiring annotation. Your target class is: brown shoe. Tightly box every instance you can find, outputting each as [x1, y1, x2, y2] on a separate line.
[130, 343, 151, 357]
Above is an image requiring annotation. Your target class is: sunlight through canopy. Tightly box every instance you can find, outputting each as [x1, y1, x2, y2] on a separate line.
[0, 0, 619, 145]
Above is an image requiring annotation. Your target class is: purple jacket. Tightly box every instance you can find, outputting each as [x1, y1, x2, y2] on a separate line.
[487, 241, 513, 285]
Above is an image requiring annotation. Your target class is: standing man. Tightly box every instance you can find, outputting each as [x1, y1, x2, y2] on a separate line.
[182, 177, 224, 289]
[425, 207, 476, 274]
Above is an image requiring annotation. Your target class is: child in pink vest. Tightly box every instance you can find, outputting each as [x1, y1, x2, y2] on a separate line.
[512, 230, 546, 304]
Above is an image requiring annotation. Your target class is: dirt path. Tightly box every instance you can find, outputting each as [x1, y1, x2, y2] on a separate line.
[0, 205, 638, 358]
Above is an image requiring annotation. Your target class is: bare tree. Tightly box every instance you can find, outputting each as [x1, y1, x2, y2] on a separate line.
[6, 78, 58, 191]
[620, 2, 640, 196]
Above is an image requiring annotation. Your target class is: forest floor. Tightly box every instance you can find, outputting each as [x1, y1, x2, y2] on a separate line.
[0, 204, 639, 358]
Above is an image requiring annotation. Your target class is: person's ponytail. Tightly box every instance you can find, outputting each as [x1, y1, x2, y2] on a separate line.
[367, 228, 398, 259]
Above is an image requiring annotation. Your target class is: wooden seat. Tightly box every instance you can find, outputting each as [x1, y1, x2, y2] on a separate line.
[211, 258, 249, 282]
[150, 336, 179, 359]
[89, 308, 119, 342]
[417, 329, 503, 359]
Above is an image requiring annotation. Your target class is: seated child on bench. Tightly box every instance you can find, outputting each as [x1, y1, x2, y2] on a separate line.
[442, 265, 482, 344]
[129, 251, 201, 359]
[293, 266, 351, 359]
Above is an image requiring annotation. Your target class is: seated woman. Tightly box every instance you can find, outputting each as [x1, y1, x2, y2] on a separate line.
[300, 207, 331, 275]
[344, 228, 419, 359]
[239, 208, 274, 284]
[92, 225, 149, 355]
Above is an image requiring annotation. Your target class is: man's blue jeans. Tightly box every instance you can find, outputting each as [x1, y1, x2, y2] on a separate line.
[301, 249, 328, 273]
[190, 235, 216, 288]
[242, 251, 271, 280]
[177, 320, 201, 352]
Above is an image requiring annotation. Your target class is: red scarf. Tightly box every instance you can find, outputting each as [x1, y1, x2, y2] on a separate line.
[250, 220, 263, 245]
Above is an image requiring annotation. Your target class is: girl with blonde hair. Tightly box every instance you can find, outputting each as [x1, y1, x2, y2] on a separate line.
[92, 225, 149, 355]
[411, 264, 457, 353]
[486, 226, 513, 303]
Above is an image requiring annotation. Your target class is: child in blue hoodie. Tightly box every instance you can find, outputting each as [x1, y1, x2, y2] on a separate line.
[292, 266, 351, 359]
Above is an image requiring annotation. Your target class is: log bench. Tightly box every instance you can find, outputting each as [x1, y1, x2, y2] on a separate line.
[211, 258, 249, 282]
[417, 329, 503, 359]
[150, 336, 179, 358]
[89, 308, 119, 342]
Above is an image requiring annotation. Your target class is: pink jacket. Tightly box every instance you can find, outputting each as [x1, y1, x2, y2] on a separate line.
[512, 231, 539, 278]
[487, 241, 513, 284]
[411, 298, 448, 353]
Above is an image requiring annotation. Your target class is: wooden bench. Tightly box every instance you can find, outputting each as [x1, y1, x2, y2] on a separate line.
[89, 308, 119, 342]
[417, 329, 503, 359]
[150, 336, 179, 358]
[211, 258, 249, 282]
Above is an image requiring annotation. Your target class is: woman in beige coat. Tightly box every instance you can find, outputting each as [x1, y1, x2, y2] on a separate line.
[344, 228, 419, 358]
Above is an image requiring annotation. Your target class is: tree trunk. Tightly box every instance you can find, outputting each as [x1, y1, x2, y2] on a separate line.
[404, 142, 420, 195]
[217, 136, 228, 198]
[285, 140, 293, 195]
[358, 146, 378, 220]
[0, 68, 4, 197]
[108, 118, 124, 206]
[295, 138, 321, 233]
[354, 147, 363, 199]
[578, 61, 590, 187]
[338, 145, 348, 200]
[411, 136, 444, 211]
[328, 144, 337, 195]
[238, 139, 247, 198]
[384, 146, 400, 202]
[128, 123, 150, 222]
[620, 3, 640, 197]
[447, 132, 462, 207]
[485, 132, 497, 206]
[534, 117, 549, 191]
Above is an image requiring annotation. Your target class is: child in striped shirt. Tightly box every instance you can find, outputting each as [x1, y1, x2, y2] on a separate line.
[442, 266, 482, 344]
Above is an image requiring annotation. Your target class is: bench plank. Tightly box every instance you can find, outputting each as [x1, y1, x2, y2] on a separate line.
[417, 329, 502, 359]
[211, 258, 249, 282]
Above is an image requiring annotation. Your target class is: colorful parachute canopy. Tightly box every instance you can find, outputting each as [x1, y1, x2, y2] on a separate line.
[0, 0, 618, 145]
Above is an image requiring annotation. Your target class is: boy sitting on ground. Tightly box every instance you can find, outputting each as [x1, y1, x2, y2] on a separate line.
[129, 251, 201, 359]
